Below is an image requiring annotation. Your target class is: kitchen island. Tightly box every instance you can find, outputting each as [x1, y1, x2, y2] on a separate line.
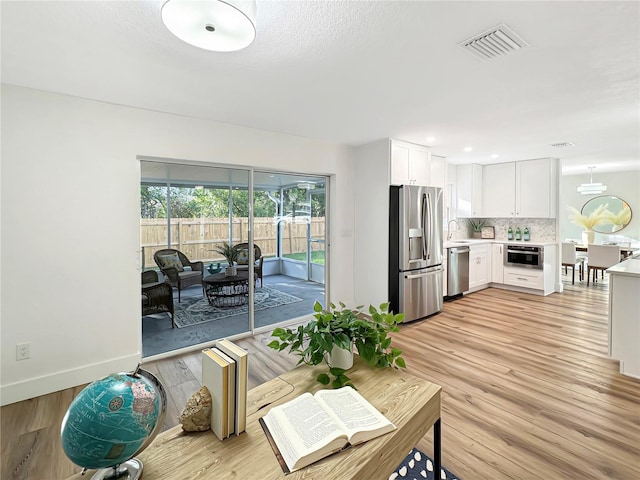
[607, 254, 640, 378]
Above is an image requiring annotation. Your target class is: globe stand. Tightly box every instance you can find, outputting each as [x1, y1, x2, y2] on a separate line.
[90, 458, 143, 480]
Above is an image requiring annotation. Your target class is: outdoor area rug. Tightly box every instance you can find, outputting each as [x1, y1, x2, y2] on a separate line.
[389, 448, 460, 480]
[173, 286, 303, 328]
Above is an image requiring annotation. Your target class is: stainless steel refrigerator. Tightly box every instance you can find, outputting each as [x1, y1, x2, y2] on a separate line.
[389, 185, 443, 322]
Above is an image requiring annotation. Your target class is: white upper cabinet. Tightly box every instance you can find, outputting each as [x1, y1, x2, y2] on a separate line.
[390, 139, 431, 186]
[430, 155, 447, 189]
[483, 158, 557, 218]
[483, 162, 516, 217]
[456, 164, 483, 217]
[516, 159, 556, 217]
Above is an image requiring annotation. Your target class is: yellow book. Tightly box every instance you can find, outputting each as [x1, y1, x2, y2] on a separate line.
[201, 348, 229, 440]
[216, 339, 249, 434]
[211, 347, 236, 436]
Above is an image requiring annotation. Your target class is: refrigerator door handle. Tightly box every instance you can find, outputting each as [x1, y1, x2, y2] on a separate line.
[426, 192, 433, 261]
[422, 193, 428, 260]
[405, 270, 441, 280]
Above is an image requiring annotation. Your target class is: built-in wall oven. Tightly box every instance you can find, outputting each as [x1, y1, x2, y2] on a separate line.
[504, 244, 543, 269]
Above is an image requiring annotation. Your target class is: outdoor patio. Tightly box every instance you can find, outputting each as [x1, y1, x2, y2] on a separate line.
[142, 274, 324, 357]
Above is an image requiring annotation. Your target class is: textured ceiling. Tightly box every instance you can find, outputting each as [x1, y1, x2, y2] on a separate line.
[1, 1, 639, 174]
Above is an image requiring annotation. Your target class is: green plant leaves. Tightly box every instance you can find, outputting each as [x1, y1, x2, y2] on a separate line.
[268, 300, 407, 388]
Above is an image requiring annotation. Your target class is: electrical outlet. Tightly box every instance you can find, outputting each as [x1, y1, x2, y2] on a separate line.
[16, 342, 30, 361]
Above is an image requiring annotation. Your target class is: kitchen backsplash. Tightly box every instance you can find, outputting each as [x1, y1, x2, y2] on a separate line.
[456, 218, 556, 242]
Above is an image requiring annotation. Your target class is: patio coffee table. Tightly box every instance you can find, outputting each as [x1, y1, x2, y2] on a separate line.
[204, 271, 253, 307]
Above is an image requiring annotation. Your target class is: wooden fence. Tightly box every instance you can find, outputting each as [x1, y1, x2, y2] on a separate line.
[141, 217, 325, 268]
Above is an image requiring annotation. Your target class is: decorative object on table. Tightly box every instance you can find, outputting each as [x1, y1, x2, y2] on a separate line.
[582, 195, 632, 233]
[179, 386, 212, 432]
[207, 262, 222, 274]
[467, 218, 487, 238]
[153, 248, 204, 302]
[567, 204, 609, 245]
[212, 242, 239, 276]
[171, 286, 303, 328]
[389, 448, 460, 480]
[268, 301, 406, 388]
[480, 226, 495, 239]
[60, 365, 167, 480]
[202, 348, 232, 441]
[523, 226, 530, 241]
[260, 386, 396, 473]
[216, 339, 249, 435]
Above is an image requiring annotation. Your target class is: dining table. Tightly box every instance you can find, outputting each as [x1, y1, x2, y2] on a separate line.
[574, 244, 638, 259]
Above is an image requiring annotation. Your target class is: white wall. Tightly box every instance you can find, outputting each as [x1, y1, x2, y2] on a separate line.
[560, 170, 640, 244]
[0, 84, 355, 405]
[353, 139, 391, 309]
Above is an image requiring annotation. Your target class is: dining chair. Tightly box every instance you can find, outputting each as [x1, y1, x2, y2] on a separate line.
[561, 243, 584, 284]
[586, 245, 621, 286]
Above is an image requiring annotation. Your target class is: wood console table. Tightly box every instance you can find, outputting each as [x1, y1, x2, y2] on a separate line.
[67, 358, 441, 480]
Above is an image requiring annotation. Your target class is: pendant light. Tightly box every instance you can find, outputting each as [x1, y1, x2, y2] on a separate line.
[576, 166, 607, 195]
[161, 0, 257, 52]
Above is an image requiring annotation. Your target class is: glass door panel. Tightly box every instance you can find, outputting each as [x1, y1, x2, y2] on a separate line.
[252, 171, 327, 330]
[140, 161, 250, 358]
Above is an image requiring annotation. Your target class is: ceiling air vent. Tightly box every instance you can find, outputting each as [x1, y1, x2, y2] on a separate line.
[459, 23, 528, 60]
[550, 142, 575, 149]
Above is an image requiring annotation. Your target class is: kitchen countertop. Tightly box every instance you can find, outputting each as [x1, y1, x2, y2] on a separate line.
[444, 239, 557, 248]
[606, 256, 640, 277]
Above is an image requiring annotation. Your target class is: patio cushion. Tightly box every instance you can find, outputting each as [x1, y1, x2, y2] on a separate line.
[237, 248, 250, 265]
[158, 253, 184, 272]
[178, 270, 201, 280]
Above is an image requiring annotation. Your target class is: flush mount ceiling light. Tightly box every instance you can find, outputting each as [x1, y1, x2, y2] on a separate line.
[577, 166, 607, 195]
[161, 0, 257, 52]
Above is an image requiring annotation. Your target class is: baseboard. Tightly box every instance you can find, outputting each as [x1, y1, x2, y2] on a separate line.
[0, 353, 141, 406]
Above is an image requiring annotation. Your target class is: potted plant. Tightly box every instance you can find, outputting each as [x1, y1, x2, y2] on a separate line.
[467, 218, 487, 238]
[268, 301, 406, 388]
[212, 242, 239, 276]
[567, 205, 609, 245]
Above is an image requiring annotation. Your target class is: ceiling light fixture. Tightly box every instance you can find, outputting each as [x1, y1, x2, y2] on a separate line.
[577, 166, 607, 195]
[463, 147, 473, 152]
[161, 0, 257, 52]
[490, 154, 499, 159]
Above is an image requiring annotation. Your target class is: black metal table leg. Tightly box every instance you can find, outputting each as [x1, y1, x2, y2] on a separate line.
[434, 418, 441, 479]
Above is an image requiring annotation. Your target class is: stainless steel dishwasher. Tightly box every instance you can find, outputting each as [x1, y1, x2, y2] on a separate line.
[447, 246, 470, 297]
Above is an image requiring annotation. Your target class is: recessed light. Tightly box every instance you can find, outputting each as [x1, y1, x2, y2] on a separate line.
[426, 136, 435, 144]
[490, 154, 499, 159]
[464, 147, 473, 152]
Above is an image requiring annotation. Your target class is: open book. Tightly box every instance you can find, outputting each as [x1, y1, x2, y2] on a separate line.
[260, 386, 396, 473]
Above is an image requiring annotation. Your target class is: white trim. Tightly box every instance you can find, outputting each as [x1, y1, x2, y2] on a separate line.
[0, 353, 141, 407]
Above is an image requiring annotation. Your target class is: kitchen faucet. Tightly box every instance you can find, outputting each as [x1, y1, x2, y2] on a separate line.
[447, 219, 459, 240]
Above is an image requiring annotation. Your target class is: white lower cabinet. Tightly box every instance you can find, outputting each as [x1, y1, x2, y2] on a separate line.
[503, 267, 544, 290]
[468, 244, 490, 291]
[491, 243, 504, 283]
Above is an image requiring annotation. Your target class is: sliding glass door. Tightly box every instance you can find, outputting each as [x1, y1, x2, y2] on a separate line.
[140, 160, 328, 357]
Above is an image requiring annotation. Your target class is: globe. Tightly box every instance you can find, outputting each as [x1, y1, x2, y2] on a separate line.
[61, 367, 167, 480]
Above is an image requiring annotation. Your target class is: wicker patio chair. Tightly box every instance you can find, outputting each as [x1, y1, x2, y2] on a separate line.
[235, 242, 264, 287]
[153, 248, 204, 302]
[142, 270, 175, 328]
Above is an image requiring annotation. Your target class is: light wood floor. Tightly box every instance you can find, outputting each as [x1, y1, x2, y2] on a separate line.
[2, 281, 639, 479]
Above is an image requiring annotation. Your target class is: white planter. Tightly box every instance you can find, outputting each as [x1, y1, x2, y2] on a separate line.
[582, 229, 595, 246]
[225, 265, 237, 277]
[325, 343, 354, 370]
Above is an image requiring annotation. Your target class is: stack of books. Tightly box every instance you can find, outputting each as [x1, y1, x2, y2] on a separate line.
[201, 339, 249, 441]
